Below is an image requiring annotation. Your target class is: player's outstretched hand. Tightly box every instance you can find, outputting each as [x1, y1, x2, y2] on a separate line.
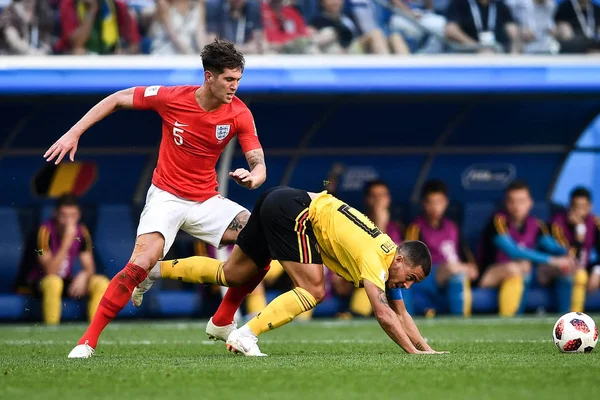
[44, 132, 79, 164]
[230, 168, 256, 189]
[415, 350, 449, 354]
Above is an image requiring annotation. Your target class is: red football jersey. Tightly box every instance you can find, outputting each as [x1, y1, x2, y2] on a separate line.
[133, 85, 262, 202]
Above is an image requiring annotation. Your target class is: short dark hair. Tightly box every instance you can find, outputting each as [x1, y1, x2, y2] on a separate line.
[201, 38, 245, 75]
[420, 179, 448, 200]
[56, 194, 79, 209]
[505, 180, 530, 196]
[363, 179, 389, 198]
[570, 186, 592, 202]
[398, 241, 432, 277]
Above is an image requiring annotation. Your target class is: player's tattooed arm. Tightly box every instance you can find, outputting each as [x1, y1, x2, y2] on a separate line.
[243, 149, 267, 189]
[363, 280, 421, 354]
[389, 297, 436, 353]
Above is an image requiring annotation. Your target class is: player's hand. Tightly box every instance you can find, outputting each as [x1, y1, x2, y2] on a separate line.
[44, 132, 80, 164]
[230, 168, 256, 189]
[68, 272, 89, 298]
[415, 350, 449, 354]
[63, 221, 78, 243]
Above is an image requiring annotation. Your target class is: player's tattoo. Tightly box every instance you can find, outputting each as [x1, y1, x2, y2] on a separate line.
[246, 150, 265, 171]
[227, 211, 249, 232]
[415, 343, 425, 351]
[377, 288, 389, 306]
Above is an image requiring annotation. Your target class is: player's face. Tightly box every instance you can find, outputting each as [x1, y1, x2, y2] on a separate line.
[505, 189, 532, 222]
[209, 68, 243, 104]
[365, 184, 390, 210]
[55, 205, 81, 229]
[387, 256, 426, 290]
[570, 197, 591, 222]
[422, 192, 448, 222]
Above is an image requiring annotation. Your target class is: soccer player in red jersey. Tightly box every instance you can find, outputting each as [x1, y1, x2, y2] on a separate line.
[44, 39, 270, 358]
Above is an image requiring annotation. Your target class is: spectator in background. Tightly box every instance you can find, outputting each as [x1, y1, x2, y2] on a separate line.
[405, 180, 477, 317]
[549, 187, 600, 313]
[329, 179, 404, 318]
[55, 0, 141, 55]
[388, 0, 447, 53]
[261, 0, 319, 54]
[445, 0, 521, 53]
[477, 181, 574, 317]
[309, 0, 362, 53]
[504, 0, 558, 53]
[150, 0, 206, 55]
[347, 0, 410, 54]
[15, 195, 109, 325]
[555, 0, 600, 53]
[206, 0, 266, 54]
[0, 0, 54, 55]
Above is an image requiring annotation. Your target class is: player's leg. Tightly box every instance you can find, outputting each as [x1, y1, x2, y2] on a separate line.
[435, 263, 472, 317]
[39, 275, 64, 325]
[588, 266, 600, 293]
[571, 268, 588, 312]
[537, 263, 570, 313]
[228, 260, 324, 356]
[68, 185, 185, 357]
[86, 274, 110, 321]
[480, 261, 531, 317]
[227, 187, 325, 356]
[68, 233, 164, 358]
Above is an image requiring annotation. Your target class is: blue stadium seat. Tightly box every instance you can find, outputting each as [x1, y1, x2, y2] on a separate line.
[148, 291, 203, 318]
[94, 204, 135, 278]
[41, 204, 54, 222]
[0, 294, 28, 320]
[531, 202, 551, 222]
[0, 207, 24, 293]
[462, 202, 497, 251]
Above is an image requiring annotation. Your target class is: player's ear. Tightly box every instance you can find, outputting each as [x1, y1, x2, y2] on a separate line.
[204, 70, 213, 83]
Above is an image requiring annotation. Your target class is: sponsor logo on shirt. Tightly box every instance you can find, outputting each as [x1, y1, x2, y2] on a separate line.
[144, 85, 161, 97]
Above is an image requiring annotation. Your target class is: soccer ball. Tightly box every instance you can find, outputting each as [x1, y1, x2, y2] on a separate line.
[553, 312, 598, 353]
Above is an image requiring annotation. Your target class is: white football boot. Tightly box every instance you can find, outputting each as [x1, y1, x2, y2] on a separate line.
[131, 276, 155, 307]
[206, 317, 237, 342]
[226, 327, 267, 357]
[67, 342, 95, 358]
[131, 261, 161, 307]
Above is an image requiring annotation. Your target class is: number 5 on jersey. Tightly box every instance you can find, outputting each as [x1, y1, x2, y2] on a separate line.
[173, 127, 184, 145]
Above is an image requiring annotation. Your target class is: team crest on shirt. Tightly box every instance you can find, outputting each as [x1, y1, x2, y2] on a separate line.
[215, 125, 231, 140]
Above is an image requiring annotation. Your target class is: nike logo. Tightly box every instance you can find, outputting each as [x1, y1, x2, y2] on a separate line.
[174, 121, 189, 127]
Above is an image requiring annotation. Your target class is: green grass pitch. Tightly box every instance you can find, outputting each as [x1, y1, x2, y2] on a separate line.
[1, 316, 599, 400]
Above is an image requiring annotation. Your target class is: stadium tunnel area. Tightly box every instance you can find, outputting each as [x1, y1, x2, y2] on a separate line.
[1, 56, 600, 321]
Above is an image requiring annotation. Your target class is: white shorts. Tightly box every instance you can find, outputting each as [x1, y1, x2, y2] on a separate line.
[136, 184, 247, 258]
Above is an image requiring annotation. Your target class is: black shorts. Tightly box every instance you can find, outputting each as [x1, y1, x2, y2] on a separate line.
[237, 186, 323, 268]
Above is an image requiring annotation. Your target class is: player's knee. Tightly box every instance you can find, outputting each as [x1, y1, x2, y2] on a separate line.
[130, 233, 164, 270]
[517, 260, 532, 274]
[305, 285, 326, 304]
[505, 263, 522, 278]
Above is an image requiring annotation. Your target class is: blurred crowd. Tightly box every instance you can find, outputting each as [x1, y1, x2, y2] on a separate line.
[0, 0, 598, 56]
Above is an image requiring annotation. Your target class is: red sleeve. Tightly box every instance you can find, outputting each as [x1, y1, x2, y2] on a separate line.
[132, 86, 170, 111]
[116, 1, 141, 44]
[59, 0, 79, 46]
[236, 109, 262, 153]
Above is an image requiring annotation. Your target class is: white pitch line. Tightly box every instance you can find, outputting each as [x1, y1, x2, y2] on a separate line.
[0, 338, 551, 346]
[0, 316, 575, 333]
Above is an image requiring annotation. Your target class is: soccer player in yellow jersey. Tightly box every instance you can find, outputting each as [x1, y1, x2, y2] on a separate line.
[155, 186, 446, 356]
